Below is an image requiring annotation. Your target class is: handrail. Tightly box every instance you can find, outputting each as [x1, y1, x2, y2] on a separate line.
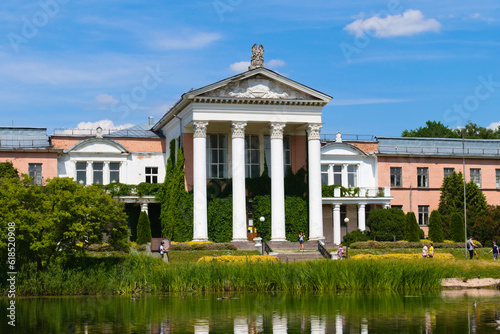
[263, 240, 273, 255]
[317, 241, 332, 259]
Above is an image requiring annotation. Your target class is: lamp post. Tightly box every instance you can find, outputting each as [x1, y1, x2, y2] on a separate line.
[260, 216, 265, 254]
[344, 217, 349, 239]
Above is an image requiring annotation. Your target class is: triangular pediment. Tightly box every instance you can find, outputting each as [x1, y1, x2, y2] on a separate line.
[321, 142, 367, 156]
[65, 138, 130, 155]
[190, 68, 331, 102]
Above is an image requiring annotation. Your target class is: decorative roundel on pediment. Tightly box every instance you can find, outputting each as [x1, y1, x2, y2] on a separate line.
[201, 75, 314, 100]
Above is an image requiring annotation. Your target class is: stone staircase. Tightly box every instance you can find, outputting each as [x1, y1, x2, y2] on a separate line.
[232, 240, 337, 262]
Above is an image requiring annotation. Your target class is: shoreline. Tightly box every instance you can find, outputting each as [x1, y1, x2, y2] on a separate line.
[441, 277, 500, 289]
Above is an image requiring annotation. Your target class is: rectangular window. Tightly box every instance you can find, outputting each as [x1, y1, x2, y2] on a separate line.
[390, 167, 402, 187]
[76, 162, 87, 185]
[245, 135, 260, 178]
[321, 164, 329, 185]
[93, 162, 103, 185]
[109, 162, 120, 183]
[146, 167, 158, 183]
[496, 169, 500, 189]
[444, 168, 454, 178]
[347, 165, 358, 187]
[391, 205, 403, 210]
[264, 135, 292, 177]
[470, 168, 481, 188]
[207, 134, 227, 179]
[333, 165, 342, 185]
[417, 167, 429, 188]
[28, 163, 42, 185]
[418, 206, 429, 225]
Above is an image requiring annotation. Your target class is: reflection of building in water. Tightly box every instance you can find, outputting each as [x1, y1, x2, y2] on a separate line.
[194, 318, 209, 333]
[234, 316, 249, 334]
[310, 315, 326, 333]
[273, 313, 288, 333]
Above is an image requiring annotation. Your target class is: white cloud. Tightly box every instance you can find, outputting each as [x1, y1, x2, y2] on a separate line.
[329, 98, 411, 106]
[344, 9, 441, 38]
[469, 13, 494, 22]
[229, 59, 286, 73]
[153, 32, 222, 50]
[267, 59, 286, 69]
[76, 120, 134, 130]
[95, 94, 118, 110]
[487, 121, 500, 130]
[229, 61, 250, 72]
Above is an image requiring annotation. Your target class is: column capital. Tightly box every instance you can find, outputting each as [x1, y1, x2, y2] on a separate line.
[192, 121, 209, 138]
[270, 122, 286, 139]
[306, 123, 322, 140]
[231, 122, 247, 139]
[358, 203, 366, 208]
[334, 204, 341, 210]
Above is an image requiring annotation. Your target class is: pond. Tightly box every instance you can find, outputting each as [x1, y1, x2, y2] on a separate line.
[1, 290, 500, 333]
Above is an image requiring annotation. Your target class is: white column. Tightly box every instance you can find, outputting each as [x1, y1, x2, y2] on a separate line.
[307, 123, 324, 240]
[141, 202, 149, 215]
[103, 161, 110, 185]
[333, 204, 341, 245]
[192, 121, 209, 241]
[233, 316, 249, 334]
[358, 204, 366, 231]
[272, 314, 287, 334]
[86, 161, 92, 185]
[231, 122, 247, 242]
[270, 123, 286, 241]
[383, 203, 390, 209]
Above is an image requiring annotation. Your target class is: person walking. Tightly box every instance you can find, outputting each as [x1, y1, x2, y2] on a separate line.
[488, 241, 499, 260]
[422, 243, 428, 258]
[298, 231, 305, 251]
[467, 237, 477, 260]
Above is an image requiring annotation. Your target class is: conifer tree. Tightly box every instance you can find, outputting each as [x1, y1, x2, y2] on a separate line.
[449, 212, 465, 242]
[428, 210, 444, 243]
[136, 210, 152, 245]
[405, 212, 420, 242]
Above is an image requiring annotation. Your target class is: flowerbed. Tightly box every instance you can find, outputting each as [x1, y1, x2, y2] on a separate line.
[351, 253, 455, 260]
[350, 241, 482, 249]
[197, 255, 279, 263]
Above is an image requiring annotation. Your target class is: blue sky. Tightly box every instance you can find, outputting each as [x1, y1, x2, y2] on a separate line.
[1, 0, 499, 137]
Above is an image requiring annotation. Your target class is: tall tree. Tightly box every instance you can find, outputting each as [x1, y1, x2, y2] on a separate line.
[427, 210, 444, 243]
[438, 171, 487, 218]
[449, 212, 465, 242]
[0, 176, 128, 269]
[366, 208, 406, 241]
[0, 161, 19, 180]
[402, 120, 458, 138]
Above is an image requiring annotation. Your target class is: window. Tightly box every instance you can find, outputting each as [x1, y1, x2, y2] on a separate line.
[28, 163, 42, 185]
[418, 206, 429, 225]
[347, 165, 357, 187]
[93, 162, 103, 184]
[321, 164, 329, 185]
[76, 162, 87, 185]
[245, 135, 260, 178]
[264, 135, 292, 176]
[417, 167, 428, 188]
[109, 162, 120, 183]
[146, 167, 158, 183]
[444, 168, 454, 178]
[207, 134, 227, 179]
[390, 167, 402, 187]
[496, 169, 500, 189]
[470, 168, 481, 188]
[391, 205, 403, 210]
[333, 165, 342, 185]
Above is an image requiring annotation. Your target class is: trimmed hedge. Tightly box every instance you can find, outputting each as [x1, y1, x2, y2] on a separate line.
[170, 243, 237, 251]
[350, 240, 482, 249]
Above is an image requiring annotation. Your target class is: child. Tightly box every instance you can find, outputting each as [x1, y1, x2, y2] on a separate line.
[337, 244, 345, 260]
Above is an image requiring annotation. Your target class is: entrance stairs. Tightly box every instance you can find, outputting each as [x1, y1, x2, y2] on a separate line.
[232, 240, 338, 262]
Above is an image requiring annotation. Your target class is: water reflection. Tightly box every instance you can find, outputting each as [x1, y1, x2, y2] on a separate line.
[1, 290, 499, 333]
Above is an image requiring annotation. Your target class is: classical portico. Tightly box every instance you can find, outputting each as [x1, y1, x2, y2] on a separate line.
[153, 45, 332, 242]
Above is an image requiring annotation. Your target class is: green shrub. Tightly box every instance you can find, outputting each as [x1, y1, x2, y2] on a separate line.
[350, 240, 482, 249]
[252, 195, 271, 240]
[207, 196, 233, 242]
[366, 208, 406, 241]
[285, 196, 308, 241]
[405, 212, 420, 242]
[136, 211, 152, 245]
[343, 229, 370, 246]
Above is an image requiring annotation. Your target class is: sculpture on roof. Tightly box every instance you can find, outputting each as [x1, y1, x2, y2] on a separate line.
[248, 44, 264, 70]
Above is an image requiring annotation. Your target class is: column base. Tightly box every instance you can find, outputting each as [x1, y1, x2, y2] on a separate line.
[192, 238, 208, 242]
[308, 236, 325, 241]
[231, 238, 249, 242]
[270, 238, 287, 242]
